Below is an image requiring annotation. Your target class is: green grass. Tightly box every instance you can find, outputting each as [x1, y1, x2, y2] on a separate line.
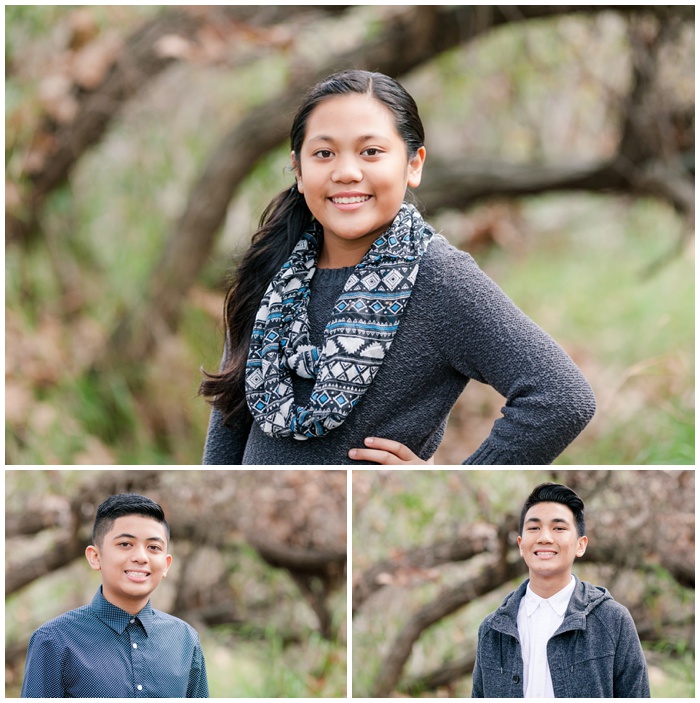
[469, 195, 694, 465]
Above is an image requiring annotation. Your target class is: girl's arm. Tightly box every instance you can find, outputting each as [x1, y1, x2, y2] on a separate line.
[351, 246, 595, 465]
[202, 408, 251, 465]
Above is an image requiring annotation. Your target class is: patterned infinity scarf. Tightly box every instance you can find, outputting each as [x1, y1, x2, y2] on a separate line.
[245, 202, 435, 440]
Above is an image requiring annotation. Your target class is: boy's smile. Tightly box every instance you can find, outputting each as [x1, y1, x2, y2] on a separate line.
[85, 515, 171, 615]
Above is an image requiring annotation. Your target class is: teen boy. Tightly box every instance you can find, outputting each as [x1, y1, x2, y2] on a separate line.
[472, 482, 649, 698]
[21, 493, 209, 698]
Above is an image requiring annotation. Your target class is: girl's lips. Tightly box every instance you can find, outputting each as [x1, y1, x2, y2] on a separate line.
[328, 194, 372, 211]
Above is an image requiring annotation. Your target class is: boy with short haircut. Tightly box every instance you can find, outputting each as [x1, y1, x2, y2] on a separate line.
[21, 493, 209, 698]
[472, 482, 650, 698]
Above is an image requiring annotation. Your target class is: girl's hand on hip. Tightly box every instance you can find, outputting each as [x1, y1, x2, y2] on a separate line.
[348, 437, 434, 465]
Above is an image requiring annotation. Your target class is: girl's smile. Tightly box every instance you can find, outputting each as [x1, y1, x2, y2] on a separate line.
[294, 92, 425, 268]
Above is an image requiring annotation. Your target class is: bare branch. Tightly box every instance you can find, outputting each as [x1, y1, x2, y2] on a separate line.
[370, 557, 527, 698]
[353, 525, 498, 616]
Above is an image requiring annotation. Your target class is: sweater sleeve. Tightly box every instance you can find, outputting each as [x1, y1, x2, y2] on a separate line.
[612, 608, 650, 697]
[202, 407, 250, 465]
[431, 246, 596, 465]
[470, 622, 486, 697]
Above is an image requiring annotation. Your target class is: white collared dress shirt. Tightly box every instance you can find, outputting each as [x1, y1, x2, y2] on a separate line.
[516, 575, 576, 698]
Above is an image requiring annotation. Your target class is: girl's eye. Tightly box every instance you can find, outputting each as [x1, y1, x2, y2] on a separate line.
[314, 150, 333, 159]
[362, 148, 382, 157]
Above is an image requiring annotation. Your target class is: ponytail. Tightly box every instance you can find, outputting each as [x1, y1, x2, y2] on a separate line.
[199, 184, 312, 428]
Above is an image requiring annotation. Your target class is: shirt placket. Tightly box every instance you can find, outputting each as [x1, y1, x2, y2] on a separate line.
[127, 618, 148, 696]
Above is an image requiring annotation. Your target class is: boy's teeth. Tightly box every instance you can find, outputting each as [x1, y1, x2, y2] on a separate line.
[332, 196, 369, 204]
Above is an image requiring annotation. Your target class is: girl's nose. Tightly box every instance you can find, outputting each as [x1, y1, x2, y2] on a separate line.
[331, 157, 362, 183]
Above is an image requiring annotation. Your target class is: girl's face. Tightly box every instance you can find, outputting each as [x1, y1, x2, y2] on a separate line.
[294, 93, 425, 267]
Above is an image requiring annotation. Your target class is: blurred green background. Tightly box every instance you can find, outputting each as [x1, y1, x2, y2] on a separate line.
[5, 6, 694, 464]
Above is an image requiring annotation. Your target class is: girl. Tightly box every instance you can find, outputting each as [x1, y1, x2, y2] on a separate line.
[201, 70, 595, 465]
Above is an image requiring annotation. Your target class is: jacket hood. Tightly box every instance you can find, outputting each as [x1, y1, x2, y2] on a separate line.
[488, 575, 614, 638]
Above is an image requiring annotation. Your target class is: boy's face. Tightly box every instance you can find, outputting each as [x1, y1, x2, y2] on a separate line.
[85, 515, 172, 615]
[517, 501, 587, 593]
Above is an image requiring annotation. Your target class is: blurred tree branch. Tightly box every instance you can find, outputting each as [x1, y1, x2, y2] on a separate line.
[352, 524, 498, 616]
[93, 4, 692, 374]
[371, 556, 527, 697]
[8, 6, 351, 244]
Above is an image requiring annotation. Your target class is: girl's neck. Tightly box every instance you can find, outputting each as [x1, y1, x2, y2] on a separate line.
[317, 235, 374, 269]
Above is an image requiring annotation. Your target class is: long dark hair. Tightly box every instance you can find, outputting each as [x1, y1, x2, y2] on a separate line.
[200, 70, 425, 428]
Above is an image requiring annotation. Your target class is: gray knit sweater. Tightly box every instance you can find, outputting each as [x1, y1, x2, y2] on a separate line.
[203, 237, 595, 464]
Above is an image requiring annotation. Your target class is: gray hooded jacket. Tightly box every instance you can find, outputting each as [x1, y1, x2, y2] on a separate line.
[472, 575, 650, 698]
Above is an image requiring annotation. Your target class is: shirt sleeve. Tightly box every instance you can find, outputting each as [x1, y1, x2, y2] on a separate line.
[21, 628, 65, 698]
[613, 609, 650, 697]
[187, 638, 209, 698]
[430, 248, 596, 465]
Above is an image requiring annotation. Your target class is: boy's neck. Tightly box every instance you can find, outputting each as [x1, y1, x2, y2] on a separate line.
[528, 572, 574, 600]
[102, 586, 149, 616]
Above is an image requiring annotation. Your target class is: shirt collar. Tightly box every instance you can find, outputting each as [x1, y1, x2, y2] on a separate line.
[523, 575, 576, 617]
[90, 586, 154, 635]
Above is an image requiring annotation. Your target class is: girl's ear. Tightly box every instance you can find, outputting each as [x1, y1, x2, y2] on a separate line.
[407, 146, 426, 189]
[85, 545, 101, 571]
[291, 151, 304, 193]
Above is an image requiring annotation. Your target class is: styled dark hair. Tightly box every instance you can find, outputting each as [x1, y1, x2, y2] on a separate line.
[519, 482, 586, 537]
[200, 70, 425, 428]
[92, 493, 170, 547]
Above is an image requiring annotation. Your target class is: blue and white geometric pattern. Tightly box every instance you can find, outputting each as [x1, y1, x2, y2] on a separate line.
[245, 202, 435, 439]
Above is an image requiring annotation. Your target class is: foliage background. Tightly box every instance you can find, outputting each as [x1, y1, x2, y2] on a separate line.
[352, 469, 695, 698]
[5, 6, 694, 464]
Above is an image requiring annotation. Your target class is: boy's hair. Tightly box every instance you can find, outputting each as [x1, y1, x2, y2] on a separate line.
[92, 493, 170, 547]
[519, 482, 586, 536]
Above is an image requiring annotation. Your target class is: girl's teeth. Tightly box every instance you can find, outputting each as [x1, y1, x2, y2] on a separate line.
[332, 196, 369, 204]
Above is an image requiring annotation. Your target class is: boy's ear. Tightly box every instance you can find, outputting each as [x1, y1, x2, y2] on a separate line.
[85, 545, 101, 571]
[575, 535, 588, 558]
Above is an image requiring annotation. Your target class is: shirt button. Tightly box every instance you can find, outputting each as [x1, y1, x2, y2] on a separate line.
[130, 619, 135, 624]
[137, 685, 143, 691]
[133, 643, 138, 649]
[512, 675, 520, 684]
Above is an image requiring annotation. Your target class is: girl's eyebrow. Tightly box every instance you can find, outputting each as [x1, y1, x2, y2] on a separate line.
[306, 133, 388, 144]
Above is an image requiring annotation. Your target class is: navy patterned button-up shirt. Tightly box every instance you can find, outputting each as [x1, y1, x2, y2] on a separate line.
[21, 587, 209, 698]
